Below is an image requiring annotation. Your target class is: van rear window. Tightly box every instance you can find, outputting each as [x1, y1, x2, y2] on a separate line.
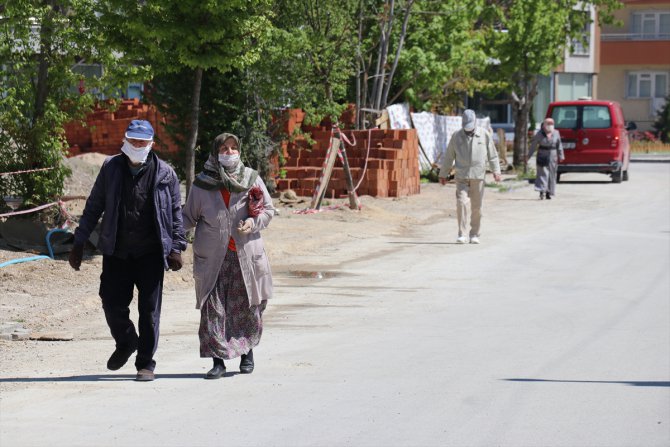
[551, 106, 578, 130]
[582, 106, 611, 129]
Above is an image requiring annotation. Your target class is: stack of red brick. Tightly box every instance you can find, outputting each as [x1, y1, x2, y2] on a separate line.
[276, 127, 421, 198]
[64, 99, 179, 157]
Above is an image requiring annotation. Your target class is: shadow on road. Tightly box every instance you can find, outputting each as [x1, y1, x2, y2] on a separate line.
[504, 378, 670, 387]
[388, 241, 458, 245]
[558, 180, 613, 184]
[0, 372, 239, 382]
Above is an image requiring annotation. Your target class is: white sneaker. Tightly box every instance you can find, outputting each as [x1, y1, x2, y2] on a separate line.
[470, 236, 480, 244]
[456, 236, 468, 244]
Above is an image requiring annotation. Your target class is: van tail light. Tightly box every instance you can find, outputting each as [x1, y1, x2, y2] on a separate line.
[611, 136, 619, 148]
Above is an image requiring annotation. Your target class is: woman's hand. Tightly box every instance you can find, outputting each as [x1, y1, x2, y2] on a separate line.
[238, 218, 254, 234]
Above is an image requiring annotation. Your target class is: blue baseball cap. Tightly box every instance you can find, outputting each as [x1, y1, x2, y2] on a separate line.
[125, 120, 154, 141]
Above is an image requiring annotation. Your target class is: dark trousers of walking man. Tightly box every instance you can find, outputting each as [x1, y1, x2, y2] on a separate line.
[100, 251, 165, 372]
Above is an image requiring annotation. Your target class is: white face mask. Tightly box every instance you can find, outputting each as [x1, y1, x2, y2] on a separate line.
[121, 140, 153, 164]
[545, 125, 555, 133]
[219, 154, 240, 168]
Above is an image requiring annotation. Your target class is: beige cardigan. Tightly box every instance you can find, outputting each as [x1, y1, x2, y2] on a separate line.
[439, 127, 501, 180]
[182, 177, 274, 309]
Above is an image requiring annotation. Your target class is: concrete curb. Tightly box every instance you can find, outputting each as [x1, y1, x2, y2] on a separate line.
[630, 157, 670, 163]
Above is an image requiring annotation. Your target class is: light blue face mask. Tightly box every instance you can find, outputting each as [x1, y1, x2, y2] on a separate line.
[218, 153, 240, 168]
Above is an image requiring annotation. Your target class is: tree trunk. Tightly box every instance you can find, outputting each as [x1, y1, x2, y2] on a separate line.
[185, 68, 203, 198]
[512, 73, 539, 169]
[374, 0, 395, 111]
[512, 101, 529, 168]
[33, 3, 55, 125]
[381, 0, 413, 108]
[355, 0, 364, 129]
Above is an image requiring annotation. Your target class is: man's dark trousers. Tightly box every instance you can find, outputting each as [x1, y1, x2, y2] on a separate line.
[99, 252, 165, 371]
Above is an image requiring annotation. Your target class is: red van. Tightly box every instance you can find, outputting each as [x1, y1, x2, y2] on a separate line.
[546, 100, 631, 183]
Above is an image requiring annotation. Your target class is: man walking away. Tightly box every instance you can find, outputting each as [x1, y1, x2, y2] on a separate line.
[68, 120, 186, 382]
[439, 109, 501, 244]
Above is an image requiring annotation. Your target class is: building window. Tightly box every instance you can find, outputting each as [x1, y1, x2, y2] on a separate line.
[556, 73, 592, 101]
[631, 11, 670, 39]
[571, 11, 591, 56]
[627, 72, 669, 98]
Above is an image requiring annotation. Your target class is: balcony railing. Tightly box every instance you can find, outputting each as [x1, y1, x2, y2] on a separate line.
[601, 32, 670, 41]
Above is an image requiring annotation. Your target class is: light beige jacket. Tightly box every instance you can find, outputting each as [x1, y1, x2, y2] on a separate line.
[439, 127, 501, 180]
[182, 177, 274, 309]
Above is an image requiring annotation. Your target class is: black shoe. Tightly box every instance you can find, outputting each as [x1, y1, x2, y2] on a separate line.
[546, 193, 552, 200]
[240, 350, 254, 374]
[107, 344, 137, 371]
[205, 358, 226, 379]
[136, 368, 155, 382]
[539, 191, 545, 200]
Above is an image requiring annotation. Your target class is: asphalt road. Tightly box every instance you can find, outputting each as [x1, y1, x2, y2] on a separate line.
[1, 164, 669, 447]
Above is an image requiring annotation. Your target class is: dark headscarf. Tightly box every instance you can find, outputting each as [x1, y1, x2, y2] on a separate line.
[193, 133, 258, 192]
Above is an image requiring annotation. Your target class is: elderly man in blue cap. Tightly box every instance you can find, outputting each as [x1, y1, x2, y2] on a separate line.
[68, 119, 186, 381]
[439, 110, 501, 244]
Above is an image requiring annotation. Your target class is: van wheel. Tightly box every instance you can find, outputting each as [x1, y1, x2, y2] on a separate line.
[623, 170, 629, 181]
[612, 167, 623, 183]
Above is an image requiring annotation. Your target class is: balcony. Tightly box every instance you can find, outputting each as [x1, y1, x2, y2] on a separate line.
[601, 32, 670, 41]
[601, 39, 670, 65]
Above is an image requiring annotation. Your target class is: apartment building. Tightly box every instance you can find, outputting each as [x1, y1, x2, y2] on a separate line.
[600, 0, 670, 131]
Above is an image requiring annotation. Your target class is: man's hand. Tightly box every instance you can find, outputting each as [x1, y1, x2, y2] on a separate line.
[439, 177, 448, 186]
[167, 251, 183, 271]
[68, 244, 84, 271]
[493, 173, 502, 182]
[238, 218, 254, 235]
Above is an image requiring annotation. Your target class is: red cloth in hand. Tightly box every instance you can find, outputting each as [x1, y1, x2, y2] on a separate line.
[248, 186, 265, 217]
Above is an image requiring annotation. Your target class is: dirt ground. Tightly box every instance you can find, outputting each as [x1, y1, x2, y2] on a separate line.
[0, 153, 515, 356]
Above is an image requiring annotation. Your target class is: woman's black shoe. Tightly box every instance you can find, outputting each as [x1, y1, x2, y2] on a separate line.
[546, 193, 552, 200]
[240, 350, 254, 374]
[205, 358, 226, 379]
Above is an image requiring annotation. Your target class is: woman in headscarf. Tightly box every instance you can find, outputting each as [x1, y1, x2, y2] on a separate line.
[183, 133, 275, 379]
[528, 118, 565, 200]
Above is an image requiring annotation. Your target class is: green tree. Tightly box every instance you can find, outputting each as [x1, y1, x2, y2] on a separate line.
[354, 0, 493, 126]
[653, 95, 670, 143]
[254, 0, 359, 125]
[100, 0, 274, 195]
[490, 0, 621, 168]
[146, 67, 279, 190]
[395, 0, 492, 113]
[0, 0, 134, 207]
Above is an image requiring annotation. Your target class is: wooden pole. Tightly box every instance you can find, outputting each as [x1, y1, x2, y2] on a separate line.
[339, 144, 361, 210]
[310, 136, 340, 210]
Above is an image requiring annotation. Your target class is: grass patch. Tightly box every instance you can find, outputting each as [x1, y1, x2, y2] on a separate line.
[485, 182, 514, 192]
[515, 167, 536, 181]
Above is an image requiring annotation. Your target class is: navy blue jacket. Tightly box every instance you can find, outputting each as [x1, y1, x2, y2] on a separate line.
[74, 152, 187, 269]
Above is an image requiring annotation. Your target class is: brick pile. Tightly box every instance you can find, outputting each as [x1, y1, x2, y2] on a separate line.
[276, 127, 421, 198]
[64, 99, 179, 157]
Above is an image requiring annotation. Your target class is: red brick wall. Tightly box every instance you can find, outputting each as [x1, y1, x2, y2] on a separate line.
[276, 124, 421, 198]
[64, 99, 180, 157]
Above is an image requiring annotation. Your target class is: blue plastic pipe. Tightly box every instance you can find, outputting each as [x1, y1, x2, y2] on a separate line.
[45, 228, 71, 259]
[0, 255, 51, 268]
[0, 228, 72, 268]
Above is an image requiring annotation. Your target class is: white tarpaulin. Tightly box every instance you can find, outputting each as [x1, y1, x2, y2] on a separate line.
[387, 103, 412, 129]
[385, 103, 493, 170]
[409, 112, 491, 168]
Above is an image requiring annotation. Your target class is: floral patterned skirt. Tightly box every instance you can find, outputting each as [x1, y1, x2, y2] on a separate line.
[199, 250, 266, 360]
